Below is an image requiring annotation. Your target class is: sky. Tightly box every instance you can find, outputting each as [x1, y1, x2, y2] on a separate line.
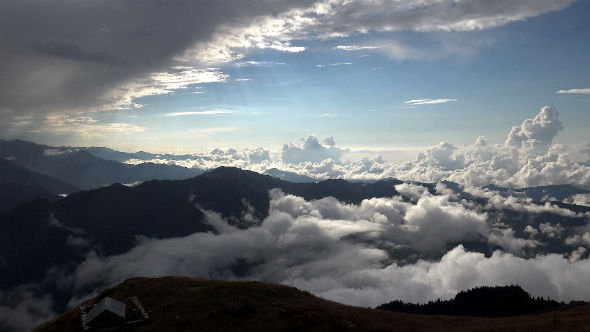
[1, 0, 589, 164]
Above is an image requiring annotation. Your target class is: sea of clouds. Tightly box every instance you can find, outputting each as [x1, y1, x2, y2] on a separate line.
[4, 181, 589, 332]
[2, 106, 590, 332]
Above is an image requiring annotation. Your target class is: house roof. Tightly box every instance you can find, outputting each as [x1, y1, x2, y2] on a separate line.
[87, 297, 126, 323]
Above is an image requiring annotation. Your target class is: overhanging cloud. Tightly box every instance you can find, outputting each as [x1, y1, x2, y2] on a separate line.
[0, 0, 579, 128]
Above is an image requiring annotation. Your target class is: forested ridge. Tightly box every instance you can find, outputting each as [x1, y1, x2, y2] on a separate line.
[376, 285, 566, 317]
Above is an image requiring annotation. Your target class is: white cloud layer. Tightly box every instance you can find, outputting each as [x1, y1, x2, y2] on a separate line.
[125, 106, 590, 191]
[41, 188, 590, 312]
[7, 185, 565, 309]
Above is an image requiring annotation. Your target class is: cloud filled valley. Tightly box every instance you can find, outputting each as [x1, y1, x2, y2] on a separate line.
[1, 165, 590, 331]
[61, 186, 590, 308]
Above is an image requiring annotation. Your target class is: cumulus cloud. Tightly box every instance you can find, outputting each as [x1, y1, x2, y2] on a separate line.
[564, 194, 590, 207]
[524, 225, 539, 237]
[42, 148, 77, 157]
[247, 148, 271, 164]
[281, 134, 347, 164]
[565, 232, 590, 247]
[505, 106, 563, 147]
[119, 106, 590, 191]
[539, 222, 564, 239]
[485, 195, 582, 218]
[569, 247, 587, 262]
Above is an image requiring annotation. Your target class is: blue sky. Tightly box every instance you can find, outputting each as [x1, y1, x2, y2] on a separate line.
[131, 1, 589, 159]
[1, 0, 589, 164]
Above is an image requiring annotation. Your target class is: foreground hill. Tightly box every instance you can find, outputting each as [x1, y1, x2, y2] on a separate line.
[34, 276, 590, 332]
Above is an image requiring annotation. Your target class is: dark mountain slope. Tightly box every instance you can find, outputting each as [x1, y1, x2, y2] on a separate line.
[0, 199, 78, 286]
[0, 139, 136, 189]
[0, 181, 59, 213]
[0, 139, 205, 189]
[127, 162, 206, 183]
[34, 150, 130, 189]
[0, 183, 213, 288]
[183, 167, 288, 223]
[33, 277, 590, 332]
[52, 182, 213, 255]
[77, 146, 146, 162]
[286, 178, 404, 204]
[265, 168, 317, 183]
[483, 184, 590, 202]
[0, 158, 81, 194]
[183, 167, 404, 223]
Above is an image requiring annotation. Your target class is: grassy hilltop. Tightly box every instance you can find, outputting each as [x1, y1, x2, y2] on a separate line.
[34, 276, 590, 332]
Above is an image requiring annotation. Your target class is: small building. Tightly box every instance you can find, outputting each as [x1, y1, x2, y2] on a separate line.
[86, 297, 126, 332]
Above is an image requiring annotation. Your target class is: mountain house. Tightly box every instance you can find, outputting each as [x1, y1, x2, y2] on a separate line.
[83, 297, 126, 332]
[80, 295, 152, 332]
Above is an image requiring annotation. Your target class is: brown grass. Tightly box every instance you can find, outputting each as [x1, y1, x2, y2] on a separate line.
[33, 276, 590, 332]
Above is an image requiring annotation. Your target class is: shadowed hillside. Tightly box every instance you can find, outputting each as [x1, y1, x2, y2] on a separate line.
[33, 277, 590, 332]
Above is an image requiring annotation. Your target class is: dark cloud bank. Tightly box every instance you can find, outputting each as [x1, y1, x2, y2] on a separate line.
[0, 0, 578, 127]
